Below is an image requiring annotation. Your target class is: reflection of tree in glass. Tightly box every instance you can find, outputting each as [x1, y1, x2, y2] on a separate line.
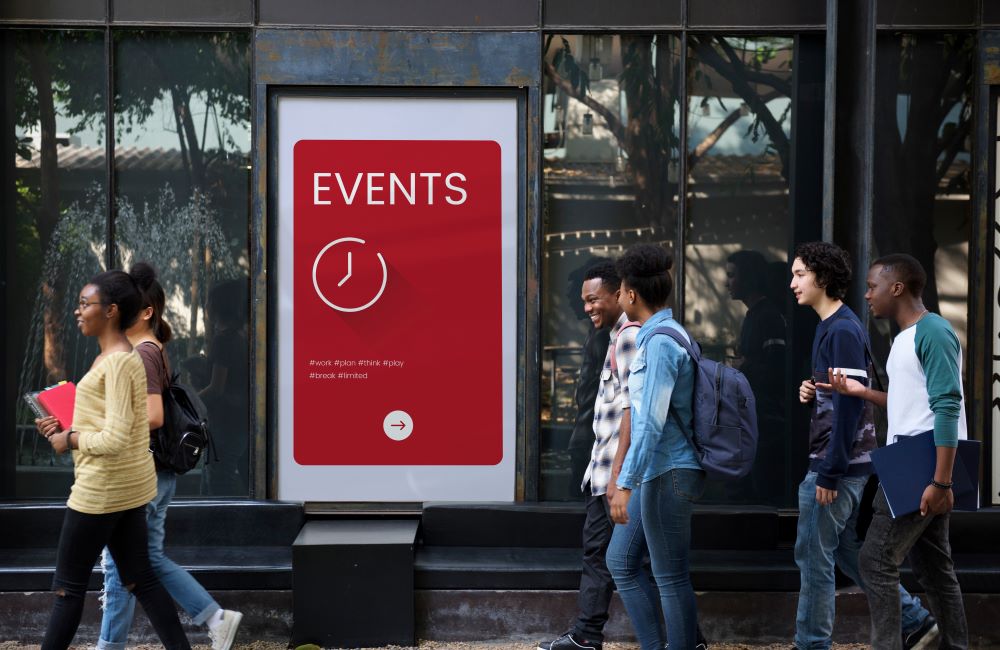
[16, 188, 105, 465]
[114, 31, 250, 194]
[115, 32, 250, 347]
[874, 33, 974, 314]
[544, 35, 793, 230]
[116, 187, 241, 357]
[14, 31, 250, 381]
[15, 31, 106, 381]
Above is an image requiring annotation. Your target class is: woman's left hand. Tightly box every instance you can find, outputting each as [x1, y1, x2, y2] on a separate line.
[609, 487, 631, 525]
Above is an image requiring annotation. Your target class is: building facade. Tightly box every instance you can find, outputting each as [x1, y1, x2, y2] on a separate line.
[2, 0, 999, 599]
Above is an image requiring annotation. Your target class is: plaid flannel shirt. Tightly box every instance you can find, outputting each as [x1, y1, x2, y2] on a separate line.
[582, 312, 639, 495]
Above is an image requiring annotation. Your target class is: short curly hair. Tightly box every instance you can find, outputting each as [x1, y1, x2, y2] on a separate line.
[583, 260, 621, 292]
[793, 241, 851, 300]
[616, 243, 674, 308]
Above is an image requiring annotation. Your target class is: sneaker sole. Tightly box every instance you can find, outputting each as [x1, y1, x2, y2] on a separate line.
[216, 611, 243, 650]
[909, 623, 939, 650]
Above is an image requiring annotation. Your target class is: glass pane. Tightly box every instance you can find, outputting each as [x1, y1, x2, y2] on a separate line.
[6, 30, 107, 498]
[113, 30, 251, 497]
[873, 33, 973, 391]
[684, 35, 796, 506]
[541, 34, 682, 500]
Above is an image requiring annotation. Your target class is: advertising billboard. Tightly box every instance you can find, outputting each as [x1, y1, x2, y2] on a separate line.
[275, 94, 518, 501]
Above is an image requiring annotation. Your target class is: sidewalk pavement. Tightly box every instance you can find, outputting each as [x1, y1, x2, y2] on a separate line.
[0, 642, 870, 649]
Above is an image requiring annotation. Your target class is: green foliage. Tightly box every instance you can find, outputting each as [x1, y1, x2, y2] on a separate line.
[112, 31, 250, 139]
[14, 30, 106, 144]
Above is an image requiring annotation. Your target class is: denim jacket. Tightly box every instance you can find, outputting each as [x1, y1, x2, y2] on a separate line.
[616, 309, 701, 489]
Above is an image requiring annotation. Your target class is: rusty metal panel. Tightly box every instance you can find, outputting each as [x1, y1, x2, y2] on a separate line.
[259, 0, 537, 28]
[985, 31, 1000, 86]
[252, 80, 271, 498]
[255, 30, 540, 87]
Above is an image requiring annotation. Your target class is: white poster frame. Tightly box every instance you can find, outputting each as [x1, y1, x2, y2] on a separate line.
[274, 92, 519, 502]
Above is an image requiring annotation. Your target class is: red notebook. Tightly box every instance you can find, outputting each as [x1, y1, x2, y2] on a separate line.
[36, 382, 76, 431]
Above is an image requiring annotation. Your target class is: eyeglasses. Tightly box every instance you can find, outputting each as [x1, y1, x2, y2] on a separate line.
[77, 300, 105, 309]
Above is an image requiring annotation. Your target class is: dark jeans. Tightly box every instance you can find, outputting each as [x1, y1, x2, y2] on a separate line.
[859, 487, 968, 650]
[573, 488, 615, 642]
[43, 505, 190, 650]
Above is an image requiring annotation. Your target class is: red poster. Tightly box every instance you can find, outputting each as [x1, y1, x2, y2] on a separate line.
[293, 140, 504, 465]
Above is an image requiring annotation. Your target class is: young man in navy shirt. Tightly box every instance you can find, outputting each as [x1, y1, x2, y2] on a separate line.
[792, 242, 935, 650]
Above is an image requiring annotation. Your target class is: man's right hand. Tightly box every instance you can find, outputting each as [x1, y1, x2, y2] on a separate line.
[816, 367, 867, 399]
[799, 379, 816, 404]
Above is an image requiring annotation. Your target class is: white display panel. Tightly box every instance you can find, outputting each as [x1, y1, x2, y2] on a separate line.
[275, 94, 518, 501]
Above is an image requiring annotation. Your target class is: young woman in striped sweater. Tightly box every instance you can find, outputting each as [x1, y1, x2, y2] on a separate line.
[35, 270, 189, 650]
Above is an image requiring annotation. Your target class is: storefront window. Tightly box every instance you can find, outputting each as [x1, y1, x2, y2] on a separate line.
[684, 35, 796, 506]
[6, 29, 106, 498]
[541, 34, 682, 500]
[114, 30, 252, 496]
[872, 32, 973, 376]
[1, 29, 250, 499]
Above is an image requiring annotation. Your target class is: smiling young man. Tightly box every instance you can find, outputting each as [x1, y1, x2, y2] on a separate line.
[538, 261, 639, 650]
[823, 254, 968, 649]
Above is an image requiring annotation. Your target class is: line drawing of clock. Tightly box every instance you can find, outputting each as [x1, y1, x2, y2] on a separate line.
[311, 236, 387, 313]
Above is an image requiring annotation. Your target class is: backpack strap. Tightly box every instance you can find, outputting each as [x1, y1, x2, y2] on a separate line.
[650, 325, 700, 361]
[648, 326, 704, 452]
[609, 321, 641, 374]
[135, 340, 170, 391]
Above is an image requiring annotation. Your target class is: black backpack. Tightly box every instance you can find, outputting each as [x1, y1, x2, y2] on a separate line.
[149, 344, 213, 474]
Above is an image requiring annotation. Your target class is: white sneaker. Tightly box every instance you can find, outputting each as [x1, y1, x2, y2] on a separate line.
[208, 609, 243, 650]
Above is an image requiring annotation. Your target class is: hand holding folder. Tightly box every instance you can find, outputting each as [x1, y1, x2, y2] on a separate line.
[23, 381, 76, 431]
[869, 430, 980, 518]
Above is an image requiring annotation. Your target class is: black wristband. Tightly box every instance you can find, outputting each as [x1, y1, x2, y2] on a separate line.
[931, 479, 953, 490]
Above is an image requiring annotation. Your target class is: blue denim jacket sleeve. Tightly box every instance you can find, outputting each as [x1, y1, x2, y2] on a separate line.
[617, 335, 686, 489]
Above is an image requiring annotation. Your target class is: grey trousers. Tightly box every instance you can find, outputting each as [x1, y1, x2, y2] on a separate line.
[859, 487, 968, 650]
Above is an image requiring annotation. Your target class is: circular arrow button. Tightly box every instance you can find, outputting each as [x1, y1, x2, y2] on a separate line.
[383, 410, 413, 441]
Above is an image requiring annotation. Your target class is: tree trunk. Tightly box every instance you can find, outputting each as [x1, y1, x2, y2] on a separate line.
[25, 35, 67, 381]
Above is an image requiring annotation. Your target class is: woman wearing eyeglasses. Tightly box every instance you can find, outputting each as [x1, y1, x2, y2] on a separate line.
[35, 270, 189, 650]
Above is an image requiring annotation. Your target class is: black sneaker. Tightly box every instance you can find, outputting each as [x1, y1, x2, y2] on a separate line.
[903, 615, 939, 650]
[537, 632, 602, 650]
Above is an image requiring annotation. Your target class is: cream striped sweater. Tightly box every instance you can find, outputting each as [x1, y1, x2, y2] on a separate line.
[68, 351, 157, 514]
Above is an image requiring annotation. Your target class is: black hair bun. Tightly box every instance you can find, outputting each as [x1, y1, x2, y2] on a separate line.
[631, 244, 673, 276]
[129, 261, 159, 291]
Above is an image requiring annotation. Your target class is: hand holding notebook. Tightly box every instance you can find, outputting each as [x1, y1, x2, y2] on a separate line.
[23, 381, 76, 432]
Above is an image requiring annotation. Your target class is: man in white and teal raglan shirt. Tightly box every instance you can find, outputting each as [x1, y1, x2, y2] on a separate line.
[823, 253, 968, 650]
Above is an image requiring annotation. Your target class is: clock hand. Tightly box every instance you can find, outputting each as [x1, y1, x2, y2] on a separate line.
[338, 251, 352, 287]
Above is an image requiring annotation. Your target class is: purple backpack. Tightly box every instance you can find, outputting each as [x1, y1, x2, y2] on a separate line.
[653, 326, 759, 481]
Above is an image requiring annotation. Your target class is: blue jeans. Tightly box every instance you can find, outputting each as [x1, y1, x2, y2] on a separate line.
[98, 471, 220, 650]
[606, 482, 666, 650]
[609, 470, 704, 650]
[794, 472, 929, 650]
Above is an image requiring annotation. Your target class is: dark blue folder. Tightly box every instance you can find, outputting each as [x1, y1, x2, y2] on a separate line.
[869, 430, 980, 518]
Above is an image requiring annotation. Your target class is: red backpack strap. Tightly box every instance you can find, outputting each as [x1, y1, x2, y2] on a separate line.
[609, 321, 641, 374]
